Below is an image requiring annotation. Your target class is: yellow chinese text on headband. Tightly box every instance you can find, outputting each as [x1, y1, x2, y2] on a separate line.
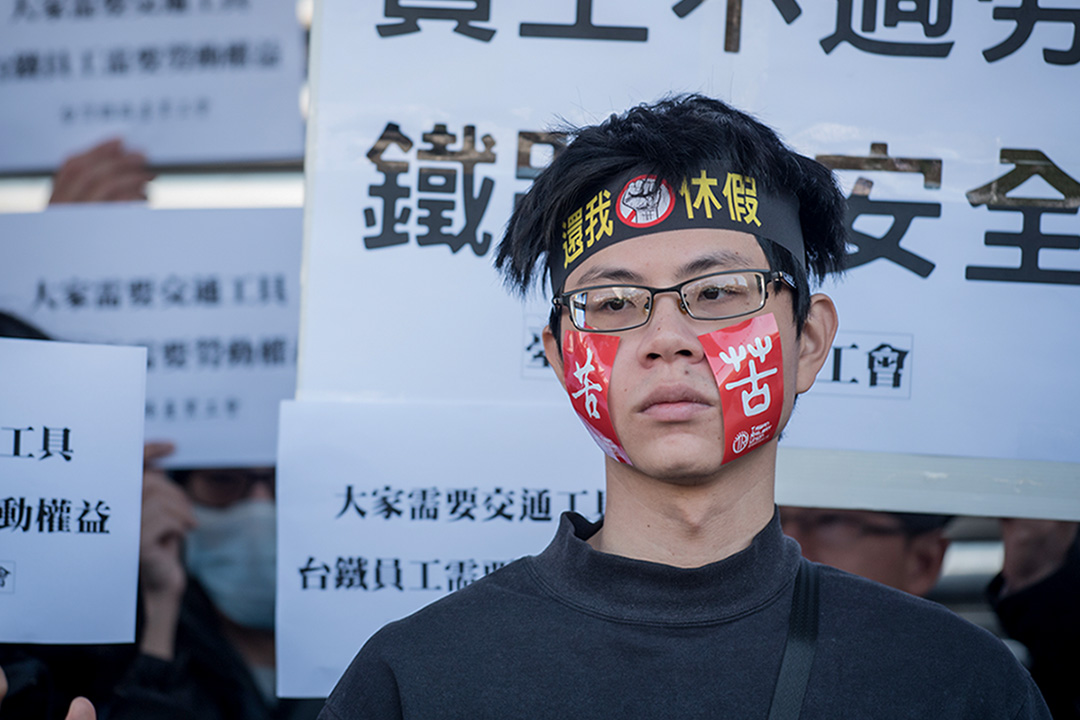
[548, 166, 806, 294]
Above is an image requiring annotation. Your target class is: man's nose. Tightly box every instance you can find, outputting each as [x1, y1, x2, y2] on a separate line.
[638, 293, 702, 361]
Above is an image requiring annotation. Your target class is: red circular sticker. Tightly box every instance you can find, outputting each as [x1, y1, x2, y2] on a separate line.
[616, 175, 675, 228]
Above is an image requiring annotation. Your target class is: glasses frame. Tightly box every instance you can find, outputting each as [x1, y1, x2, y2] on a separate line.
[184, 468, 276, 508]
[553, 268, 796, 333]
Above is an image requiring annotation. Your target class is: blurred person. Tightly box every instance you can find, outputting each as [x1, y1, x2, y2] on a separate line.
[106, 452, 321, 720]
[0, 666, 95, 720]
[989, 519, 1079, 720]
[48, 139, 153, 205]
[779, 507, 950, 597]
[781, 507, 1078, 719]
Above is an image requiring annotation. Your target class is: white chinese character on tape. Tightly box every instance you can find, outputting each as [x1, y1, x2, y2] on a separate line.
[571, 346, 603, 420]
[722, 335, 777, 417]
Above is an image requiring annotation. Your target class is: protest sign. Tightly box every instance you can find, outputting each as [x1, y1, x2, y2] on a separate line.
[0, 338, 145, 643]
[294, 1, 1078, 512]
[0, 205, 302, 467]
[0, 0, 306, 172]
[275, 399, 604, 697]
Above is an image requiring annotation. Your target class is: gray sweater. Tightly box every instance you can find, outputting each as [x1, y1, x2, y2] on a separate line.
[321, 511, 1050, 719]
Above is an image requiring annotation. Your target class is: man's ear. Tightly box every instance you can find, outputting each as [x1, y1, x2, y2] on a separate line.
[795, 293, 839, 395]
[543, 325, 567, 391]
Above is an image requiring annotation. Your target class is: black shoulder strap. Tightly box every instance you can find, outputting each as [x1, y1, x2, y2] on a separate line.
[766, 560, 821, 720]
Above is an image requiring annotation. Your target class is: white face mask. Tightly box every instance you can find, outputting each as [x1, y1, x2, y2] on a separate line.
[185, 499, 277, 630]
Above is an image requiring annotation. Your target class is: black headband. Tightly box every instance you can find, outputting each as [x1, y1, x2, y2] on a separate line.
[549, 165, 805, 293]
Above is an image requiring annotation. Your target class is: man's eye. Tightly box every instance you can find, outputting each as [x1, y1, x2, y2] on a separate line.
[692, 278, 752, 309]
[695, 283, 739, 302]
[698, 285, 725, 301]
[588, 292, 639, 315]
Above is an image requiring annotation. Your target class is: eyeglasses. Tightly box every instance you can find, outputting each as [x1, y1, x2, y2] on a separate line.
[185, 468, 275, 508]
[780, 510, 909, 548]
[553, 269, 795, 333]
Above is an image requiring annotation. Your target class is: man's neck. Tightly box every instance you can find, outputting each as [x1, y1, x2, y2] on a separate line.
[588, 445, 777, 568]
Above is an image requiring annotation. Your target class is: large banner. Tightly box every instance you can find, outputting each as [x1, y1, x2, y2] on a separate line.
[296, 1, 1078, 506]
[0, 338, 145, 643]
[0, 0, 306, 172]
[0, 205, 302, 467]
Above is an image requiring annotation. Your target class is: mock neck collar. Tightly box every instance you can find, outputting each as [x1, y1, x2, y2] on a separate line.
[526, 508, 799, 625]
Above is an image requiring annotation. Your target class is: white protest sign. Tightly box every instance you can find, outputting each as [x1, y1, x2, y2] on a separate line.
[292, 1, 1078, 518]
[275, 399, 604, 698]
[0, 205, 302, 468]
[0, 338, 145, 643]
[0, 0, 305, 172]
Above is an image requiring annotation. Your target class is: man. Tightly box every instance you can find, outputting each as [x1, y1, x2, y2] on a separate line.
[780, 507, 951, 597]
[320, 95, 1049, 718]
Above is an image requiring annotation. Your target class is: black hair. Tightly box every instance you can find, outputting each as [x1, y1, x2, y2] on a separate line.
[888, 512, 953, 536]
[494, 94, 847, 337]
[0, 311, 50, 340]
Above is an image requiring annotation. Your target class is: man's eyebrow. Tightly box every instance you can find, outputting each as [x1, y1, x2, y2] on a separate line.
[572, 249, 757, 288]
[677, 250, 756, 277]
[574, 266, 645, 286]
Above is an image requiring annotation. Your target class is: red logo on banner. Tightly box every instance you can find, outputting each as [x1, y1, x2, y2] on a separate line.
[698, 314, 784, 465]
[562, 331, 631, 465]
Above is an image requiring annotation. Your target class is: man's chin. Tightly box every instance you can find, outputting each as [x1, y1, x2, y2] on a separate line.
[623, 444, 727, 486]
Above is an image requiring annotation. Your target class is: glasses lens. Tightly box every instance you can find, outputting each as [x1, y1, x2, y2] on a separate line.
[573, 286, 650, 331]
[188, 469, 275, 507]
[682, 272, 762, 320]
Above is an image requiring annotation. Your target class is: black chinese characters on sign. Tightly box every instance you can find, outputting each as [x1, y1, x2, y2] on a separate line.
[817, 143, 942, 278]
[2, 425, 74, 461]
[966, 149, 1080, 285]
[364, 123, 496, 256]
[334, 485, 604, 523]
[1, 497, 111, 534]
[299, 555, 510, 594]
[369, 0, 1079, 65]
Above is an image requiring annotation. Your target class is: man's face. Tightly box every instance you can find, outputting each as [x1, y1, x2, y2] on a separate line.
[544, 228, 830, 484]
[780, 507, 948, 597]
[185, 467, 276, 508]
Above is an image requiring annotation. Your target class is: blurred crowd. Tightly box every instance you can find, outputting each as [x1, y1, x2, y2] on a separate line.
[0, 144, 320, 720]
